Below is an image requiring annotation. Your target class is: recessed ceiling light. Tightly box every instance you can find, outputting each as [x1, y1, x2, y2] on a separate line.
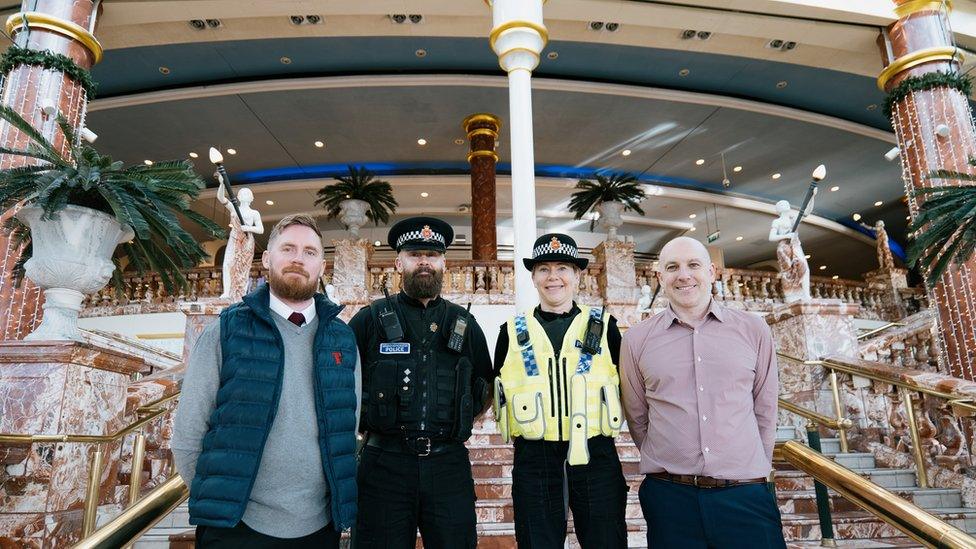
[733, 166, 742, 172]
[417, 138, 427, 146]
[689, 226, 696, 232]
[832, 275, 839, 279]
[144, 159, 153, 165]
[622, 149, 631, 156]
[188, 152, 198, 158]
[695, 158, 705, 165]
[906, 215, 911, 220]
[227, 148, 236, 155]
[374, 240, 382, 246]
[279, 57, 292, 65]
[420, 192, 429, 198]
[735, 236, 743, 241]
[874, 200, 883, 206]
[830, 186, 839, 192]
[804, 254, 811, 259]
[158, 66, 170, 75]
[689, 214, 696, 219]
[314, 140, 324, 148]
[678, 68, 690, 77]
[547, 51, 559, 60]
[454, 138, 465, 145]
[866, 104, 877, 111]
[776, 80, 788, 89]
[819, 265, 827, 270]
[265, 200, 274, 205]
[771, 173, 781, 180]
[852, 213, 862, 221]
[415, 49, 427, 58]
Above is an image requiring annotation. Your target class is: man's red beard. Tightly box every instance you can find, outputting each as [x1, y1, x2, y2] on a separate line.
[268, 265, 318, 301]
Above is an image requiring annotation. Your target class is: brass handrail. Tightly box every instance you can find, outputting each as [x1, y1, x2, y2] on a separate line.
[71, 475, 189, 549]
[778, 399, 853, 431]
[857, 322, 905, 341]
[776, 441, 976, 548]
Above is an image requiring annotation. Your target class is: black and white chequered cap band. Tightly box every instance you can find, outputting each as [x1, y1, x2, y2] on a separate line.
[532, 238, 579, 259]
[396, 227, 446, 248]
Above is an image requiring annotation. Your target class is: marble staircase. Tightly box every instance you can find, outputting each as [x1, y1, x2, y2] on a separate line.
[140, 422, 976, 548]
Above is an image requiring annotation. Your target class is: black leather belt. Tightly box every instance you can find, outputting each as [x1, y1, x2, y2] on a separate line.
[648, 472, 768, 488]
[365, 433, 458, 457]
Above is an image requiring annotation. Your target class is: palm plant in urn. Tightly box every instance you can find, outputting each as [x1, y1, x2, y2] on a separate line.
[0, 106, 223, 341]
[568, 172, 646, 240]
[315, 165, 398, 237]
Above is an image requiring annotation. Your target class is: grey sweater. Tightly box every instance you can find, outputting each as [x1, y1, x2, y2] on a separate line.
[172, 313, 362, 538]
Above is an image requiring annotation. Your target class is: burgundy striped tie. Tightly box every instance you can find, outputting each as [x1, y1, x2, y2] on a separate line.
[288, 312, 305, 327]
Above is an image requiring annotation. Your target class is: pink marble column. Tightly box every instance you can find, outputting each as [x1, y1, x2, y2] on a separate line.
[179, 300, 233, 362]
[331, 238, 373, 322]
[592, 240, 639, 329]
[0, 341, 149, 547]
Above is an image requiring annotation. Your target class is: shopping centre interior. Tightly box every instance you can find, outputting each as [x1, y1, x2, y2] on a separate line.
[4, 0, 976, 546]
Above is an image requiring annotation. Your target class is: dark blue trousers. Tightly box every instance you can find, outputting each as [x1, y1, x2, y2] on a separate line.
[638, 475, 786, 549]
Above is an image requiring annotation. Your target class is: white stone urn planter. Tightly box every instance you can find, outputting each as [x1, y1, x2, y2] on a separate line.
[338, 198, 369, 237]
[16, 205, 134, 341]
[596, 200, 625, 240]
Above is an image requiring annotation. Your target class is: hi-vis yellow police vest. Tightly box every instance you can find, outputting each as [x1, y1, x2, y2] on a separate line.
[494, 305, 623, 465]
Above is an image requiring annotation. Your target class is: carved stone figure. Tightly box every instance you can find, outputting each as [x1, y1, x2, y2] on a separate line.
[636, 284, 653, 313]
[875, 220, 896, 272]
[216, 174, 264, 301]
[769, 194, 816, 303]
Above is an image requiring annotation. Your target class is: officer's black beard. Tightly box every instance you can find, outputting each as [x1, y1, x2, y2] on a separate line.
[402, 267, 444, 299]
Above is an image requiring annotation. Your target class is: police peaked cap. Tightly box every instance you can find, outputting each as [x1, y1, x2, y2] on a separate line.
[522, 233, 589, 271]
[388, 216, 454, 252]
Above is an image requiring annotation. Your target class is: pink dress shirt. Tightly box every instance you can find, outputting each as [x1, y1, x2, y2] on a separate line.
[620, 300, 778, 480]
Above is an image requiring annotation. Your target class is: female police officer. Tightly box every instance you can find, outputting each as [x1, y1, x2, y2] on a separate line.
[493, 233, 628, 548]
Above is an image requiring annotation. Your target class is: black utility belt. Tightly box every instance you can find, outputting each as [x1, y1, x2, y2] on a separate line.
[366, 432, 460, 457]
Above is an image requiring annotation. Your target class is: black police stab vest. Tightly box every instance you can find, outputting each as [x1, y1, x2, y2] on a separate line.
[361, 296, 475, 441]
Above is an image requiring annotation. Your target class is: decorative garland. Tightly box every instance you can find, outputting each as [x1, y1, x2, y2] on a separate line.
[883, 71, 971, 119]
[0, 45, 96, 98]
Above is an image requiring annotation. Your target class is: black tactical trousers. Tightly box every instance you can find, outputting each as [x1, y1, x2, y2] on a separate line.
[354, 443, 477, 549]
[512, 435, 629, 549]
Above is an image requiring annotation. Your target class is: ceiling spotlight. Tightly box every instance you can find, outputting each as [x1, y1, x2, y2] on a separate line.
[819, 265, 827, 270]
[415, 49, 427, 58]
[226, 148, 237, 155]
[589, 21, 604, 31]
[306, 15, 322, 24]
[776, 81, 788, 89]
[874, 200, 883, 206]
[158, 66, 171, 75]
[143, 159, 153, 165]
[852, 213, 862, 221]
[606, 22, 620, 32]
[547, 52, 559, 60]
[832, 275, 839, 280]
[188, 19, 206, 30]
[689, 214, 696, 219]
[830, 186, 840, 192]
[279, 57, 292, 65]
[290, 15, 305, 25]
[374, 240, 382, 246]
[314, 140, 324, 148]
[417, 138, 427, 146]
[696, 31, 711, 40]
[265, 200, 274, 206]
[804, 254, 811, 259]
[771, 173, 781, 180]
[420, 192, 429, 198]
[189, 152, 198, 158]
[391, 14, 407, 24]
[681, 29, 696, 39]
[689, 227, 696, 231]
[866, 104, 878, 111]
[735, 236, 743, 241]
[695, 158, 705, 165]
[206, 19, 221, 28]
[767, 39, 784, 49]
[454, 138, 465, 145]
[678, 68, 690, 77]
[622, 149, 632, 156]
[733, 166, 742, 172]
[906, 215, 911, 220]
[408, 14, 423, 24]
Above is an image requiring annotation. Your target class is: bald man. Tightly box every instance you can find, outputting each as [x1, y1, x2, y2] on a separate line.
[620, 237, 785, 548]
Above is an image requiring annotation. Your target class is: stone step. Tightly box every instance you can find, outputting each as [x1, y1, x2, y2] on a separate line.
[774, 468, 920, 491]
[781, 508, 976, 541]
[787, 538, 922, 548]
[777, 425, 800, 441]
[826, 452, 877, 470]
[777, 487, 963, 514]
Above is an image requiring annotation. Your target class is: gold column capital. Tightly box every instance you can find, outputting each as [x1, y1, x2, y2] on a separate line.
[489, 20, 549, 52]
[6, 11, 103, 64]
[463, 113, 502, 133]
[877, 46, 963, 90]
[467, 150, 500, 164]
[893, 0, 951, 18]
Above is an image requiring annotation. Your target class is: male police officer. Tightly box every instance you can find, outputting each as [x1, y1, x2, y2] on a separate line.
[494, 233, 628, 548]
[350, 216, 493, 548]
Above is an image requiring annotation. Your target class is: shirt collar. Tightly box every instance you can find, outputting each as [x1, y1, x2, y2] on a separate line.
[398, 291, 443, 309]
[268, 291, 316, 324]
[664, 299, 725, 326]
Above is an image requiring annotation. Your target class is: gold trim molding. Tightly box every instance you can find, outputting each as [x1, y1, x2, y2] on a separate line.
[6, 12, 103, 64]
[467, 150, 499, 163]
[463, 113, 502, 132]
[489, 20, 549, 51]
[877, 46, 963, 90]
[467, 128, 499, 140]
[894, 0, 952, 18]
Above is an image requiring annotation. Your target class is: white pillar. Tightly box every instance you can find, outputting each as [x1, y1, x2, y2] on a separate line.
[489, 0, 547, 311]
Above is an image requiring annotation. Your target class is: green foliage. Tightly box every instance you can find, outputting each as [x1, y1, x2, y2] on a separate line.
[568, 172, 646, 230]
[0, 46, 96, 98]
[315, 165, 398, 226]
[883, 71, 971, 120]
[0, 105, 224, 293]
[908, 158, 976, 285]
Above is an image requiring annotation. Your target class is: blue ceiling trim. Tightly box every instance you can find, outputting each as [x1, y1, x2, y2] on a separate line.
[92, 36, 891, 129]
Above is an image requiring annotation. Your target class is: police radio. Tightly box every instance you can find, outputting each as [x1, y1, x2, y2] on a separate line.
[581, 311, 604, 355]
[448, 303, 472, 353]
[379, 286, 404, 342]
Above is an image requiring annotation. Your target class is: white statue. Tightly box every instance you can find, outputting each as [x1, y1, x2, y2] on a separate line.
[768, 190, 816, 303]
[325, 283, 338, 304]
[875, 220, 896, 272]
[216, 175, 264, 300]
[636, 284, 653, 313]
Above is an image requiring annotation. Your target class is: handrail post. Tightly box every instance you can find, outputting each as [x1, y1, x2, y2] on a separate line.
[805, 422, 837, 547]
[828, 370, 849, 453]
[899, 386, 929, 489]
[123, 433, 147, 549]
[82, 444, 105, 537]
